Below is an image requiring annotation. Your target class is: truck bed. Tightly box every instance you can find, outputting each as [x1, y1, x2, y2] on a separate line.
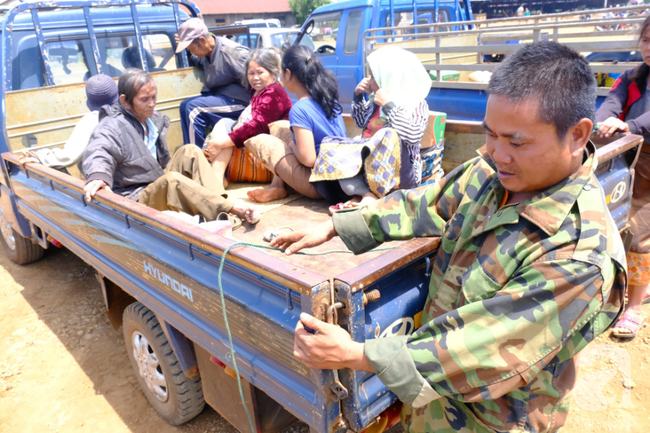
[231, 195, 401, 276]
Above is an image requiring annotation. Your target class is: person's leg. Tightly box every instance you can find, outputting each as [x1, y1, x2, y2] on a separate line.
[207, 118, 237, 187]
[248, 173, 288, 203]
[244, 134, 320, 202]
[338, 173, 378, 208]
[211, 147, 234, 189]
[179, 96, 197, 145]
[158, 145, 258, 222]
[613, 154, 650, 337]
[167, 144, 226, 193]
[138, 172, 234, 221]
[187, 95, 245, 147]
[339, 175, 370, 197]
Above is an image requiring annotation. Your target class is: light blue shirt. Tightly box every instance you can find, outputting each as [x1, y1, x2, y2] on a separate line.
[141, 117, 159, 158]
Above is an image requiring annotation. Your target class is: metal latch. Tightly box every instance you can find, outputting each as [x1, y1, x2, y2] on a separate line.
[330, 369, 349, 401]
[327, 278, 349, 402]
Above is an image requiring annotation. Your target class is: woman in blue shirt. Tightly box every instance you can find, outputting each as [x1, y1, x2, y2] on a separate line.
[247, 45, 346, 203]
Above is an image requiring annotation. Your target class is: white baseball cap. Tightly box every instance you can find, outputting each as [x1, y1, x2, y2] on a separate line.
[176, 18, 209, 53]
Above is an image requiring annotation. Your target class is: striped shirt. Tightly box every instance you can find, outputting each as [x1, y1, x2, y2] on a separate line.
[351, 93, 429, 147]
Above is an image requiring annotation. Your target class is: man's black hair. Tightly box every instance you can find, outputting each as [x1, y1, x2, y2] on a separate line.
[487, 41, 596, 139]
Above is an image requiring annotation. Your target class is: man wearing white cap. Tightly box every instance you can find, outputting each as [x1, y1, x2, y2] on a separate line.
[176, 18, 251, 148]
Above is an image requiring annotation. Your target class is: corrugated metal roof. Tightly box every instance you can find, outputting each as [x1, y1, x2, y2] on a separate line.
[193, 0, 292, 15]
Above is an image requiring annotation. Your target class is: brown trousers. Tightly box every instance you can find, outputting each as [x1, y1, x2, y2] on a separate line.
[244, 121, 321, 199]
[138, 144, 233, 220]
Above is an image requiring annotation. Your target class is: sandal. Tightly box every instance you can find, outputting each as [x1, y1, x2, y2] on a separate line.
[328, 201, 362, 215]
[217, 212, 242, 230]
[611, 310, 645, 338]
[329, 203, 346, 215]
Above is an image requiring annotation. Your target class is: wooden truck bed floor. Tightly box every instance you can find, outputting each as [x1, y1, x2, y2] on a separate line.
[229, 196, 401, 277]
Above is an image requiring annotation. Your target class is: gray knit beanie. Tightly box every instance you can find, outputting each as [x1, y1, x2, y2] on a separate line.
[86, 74, 119, 111]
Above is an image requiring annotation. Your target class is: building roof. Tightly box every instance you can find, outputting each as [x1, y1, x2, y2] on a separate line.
[193, 0, 292, 15]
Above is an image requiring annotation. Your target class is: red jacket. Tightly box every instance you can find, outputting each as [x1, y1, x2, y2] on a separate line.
[228, 81, 292, 148]
[596, 66, 650, 136]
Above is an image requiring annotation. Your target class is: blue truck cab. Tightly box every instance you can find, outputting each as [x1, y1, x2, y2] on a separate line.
[6, 4, 191, 92]
[301, 0, 473, 112]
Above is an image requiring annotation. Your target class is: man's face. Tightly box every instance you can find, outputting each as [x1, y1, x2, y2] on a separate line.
[188, 36, 212, 58]
[124, 81, 157, 123]
[483, 95, 582, 198]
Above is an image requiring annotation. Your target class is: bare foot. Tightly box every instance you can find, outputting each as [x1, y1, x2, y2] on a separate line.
[230, 202, 260, 224]
[358, 194, 378, 206]
[342, 197, 361, 209]
[247, 187, 287, 203]
[341, 194, 377, 209]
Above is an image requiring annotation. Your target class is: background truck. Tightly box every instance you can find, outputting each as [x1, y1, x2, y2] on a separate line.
[300, 1, 647, 120]
[0, 1, 642, 433]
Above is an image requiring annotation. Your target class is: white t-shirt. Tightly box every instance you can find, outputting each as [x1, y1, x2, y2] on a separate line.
[37, 111, 99, 168]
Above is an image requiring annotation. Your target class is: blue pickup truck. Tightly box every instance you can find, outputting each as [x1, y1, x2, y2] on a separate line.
[300, 1, 637, 120]
[0, 1, 642, 433]
[298, 0, 475, 113]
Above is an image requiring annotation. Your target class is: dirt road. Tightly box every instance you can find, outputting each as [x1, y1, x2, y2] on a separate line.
[1, 246, 648, 432]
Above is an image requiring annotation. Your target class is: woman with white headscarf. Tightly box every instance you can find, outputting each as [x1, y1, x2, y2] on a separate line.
[310, 46, 437, 211]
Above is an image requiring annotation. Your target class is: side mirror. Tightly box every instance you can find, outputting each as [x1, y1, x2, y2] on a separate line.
[304, 19, 315, 35]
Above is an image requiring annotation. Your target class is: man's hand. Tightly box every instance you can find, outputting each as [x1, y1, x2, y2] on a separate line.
[294, 313, 372, 372]
[597, 116, 629, 138]
[174, 33, 180, 46]
[270, 220, 337, 255]
[18, 152, 39, 169]
[84, 179, 111, 202]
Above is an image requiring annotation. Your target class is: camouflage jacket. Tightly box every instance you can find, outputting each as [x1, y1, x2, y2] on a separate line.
[332, 143, 626, 433]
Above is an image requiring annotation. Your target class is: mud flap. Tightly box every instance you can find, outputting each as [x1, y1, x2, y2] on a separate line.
[194, 344, 297, 433]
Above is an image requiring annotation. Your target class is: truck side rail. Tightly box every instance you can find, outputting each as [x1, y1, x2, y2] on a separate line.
[2, 152, 324, 293]
[363, 5, 647, 97]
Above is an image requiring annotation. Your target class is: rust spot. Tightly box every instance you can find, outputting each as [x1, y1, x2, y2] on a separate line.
[374, 326, 380, 338]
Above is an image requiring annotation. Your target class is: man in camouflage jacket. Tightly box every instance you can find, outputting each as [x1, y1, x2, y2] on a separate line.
[272, 42, 627, 432]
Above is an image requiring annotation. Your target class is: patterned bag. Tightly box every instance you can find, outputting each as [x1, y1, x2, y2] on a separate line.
[226, 147, 274, 183]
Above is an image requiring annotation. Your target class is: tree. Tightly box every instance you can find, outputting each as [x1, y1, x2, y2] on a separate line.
[289, 0, 331, 25]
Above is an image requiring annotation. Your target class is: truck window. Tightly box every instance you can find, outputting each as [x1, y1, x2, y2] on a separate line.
[234, 34, 259, 49]
[344, 11, 362, 54]
[143, 33, 179, 72]
[310, 12, 341, 54]
[384, 9, 451, 33]
[270, 32, 315, 51]
[46, 41, 90, 85]
[45, 33, 177, 86]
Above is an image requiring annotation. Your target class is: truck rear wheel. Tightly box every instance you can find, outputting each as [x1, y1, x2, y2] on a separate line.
[0, 208, 44, 265]
[123, 302, 205, 425]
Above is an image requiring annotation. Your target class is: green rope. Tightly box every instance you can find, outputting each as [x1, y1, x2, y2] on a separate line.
[215, 241, 396, 433]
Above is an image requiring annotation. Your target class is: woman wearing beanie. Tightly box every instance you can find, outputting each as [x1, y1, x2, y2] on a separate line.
[32, 74, 118, 170]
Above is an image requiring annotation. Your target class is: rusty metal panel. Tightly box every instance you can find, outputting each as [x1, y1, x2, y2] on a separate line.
[442, 119, 486, 174]
[5, 68, 203, 154]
